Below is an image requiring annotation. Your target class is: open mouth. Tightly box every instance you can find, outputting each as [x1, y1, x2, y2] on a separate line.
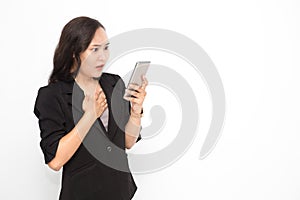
[96, 64, 105, 69]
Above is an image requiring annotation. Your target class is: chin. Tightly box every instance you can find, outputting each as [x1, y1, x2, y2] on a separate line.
[92, 72, 103, 80]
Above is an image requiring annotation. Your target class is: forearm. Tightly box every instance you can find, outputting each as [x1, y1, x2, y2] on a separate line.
[48, 112, 96, 171]
[124, 76, 148, 149]
[125, 114, 141, 149]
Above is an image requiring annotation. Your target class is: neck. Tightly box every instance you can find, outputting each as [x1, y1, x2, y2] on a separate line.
[75, 73, 99, 84]
[75, 74, 100, 95]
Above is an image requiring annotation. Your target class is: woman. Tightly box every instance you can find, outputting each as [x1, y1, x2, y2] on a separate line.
[33, 16, 147, 200]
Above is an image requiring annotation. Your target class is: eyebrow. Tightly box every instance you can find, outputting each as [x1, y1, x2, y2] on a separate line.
[91, 42, 110, 47]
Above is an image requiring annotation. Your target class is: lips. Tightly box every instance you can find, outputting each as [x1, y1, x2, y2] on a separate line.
[96, 64, 104, 69]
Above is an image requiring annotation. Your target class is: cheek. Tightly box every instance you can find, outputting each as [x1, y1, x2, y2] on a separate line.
[79, 60, 94, 74]
[104, 50, 110, 61]
[80, 51, 89, 62]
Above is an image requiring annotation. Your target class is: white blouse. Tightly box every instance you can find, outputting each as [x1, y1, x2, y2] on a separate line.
[100, 108, 109, 131]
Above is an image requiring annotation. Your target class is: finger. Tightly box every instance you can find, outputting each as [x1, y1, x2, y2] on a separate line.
[126, 96, 141, 104]
[141, 75, 148, 89]
[95, 92, 100, 100]
[103, 102, 108, 110]
[128, 83, 140, 91]
[95, 85, 102, 93]
[127, 85, 146, 95]
[97, 96, 107, 105]
[95, 92, 103, 102]
[98, 92, 106, 100]
[125, 89, 141, 98]
[95, 92, 100, 101]
[123, 96, 134, 102]
[101, 101, 107, 108]
[98, 87, 103, 93]
[123, 95, 131, 101]
[135, 87, 146, 95]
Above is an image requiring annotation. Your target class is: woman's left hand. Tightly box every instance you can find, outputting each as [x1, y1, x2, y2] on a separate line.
[124, 75, 148, 116]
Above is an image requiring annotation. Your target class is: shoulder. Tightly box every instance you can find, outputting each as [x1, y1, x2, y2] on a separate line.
[34, 82, 67, 118]
[36, 81, 64, 99]
[101, 72, 121, 82]
[101, 72, 125, 88]
[34, 81, 67, 113]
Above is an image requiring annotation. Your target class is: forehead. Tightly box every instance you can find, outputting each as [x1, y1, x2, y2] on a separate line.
[90, 27, 108, 45]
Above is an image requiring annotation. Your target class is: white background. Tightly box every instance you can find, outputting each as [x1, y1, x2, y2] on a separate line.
[1, 0, 300, 199]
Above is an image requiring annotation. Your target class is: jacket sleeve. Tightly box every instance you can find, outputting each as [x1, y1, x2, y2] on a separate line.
[33, 86, 66, 164]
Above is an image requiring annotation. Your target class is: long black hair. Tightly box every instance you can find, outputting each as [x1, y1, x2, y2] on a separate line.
[49, 16, 105, 83]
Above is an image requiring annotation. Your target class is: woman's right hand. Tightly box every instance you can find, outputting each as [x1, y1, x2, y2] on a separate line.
[82, 87, 107, 120]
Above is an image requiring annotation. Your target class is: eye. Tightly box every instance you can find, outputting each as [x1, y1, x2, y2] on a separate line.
[92, 48, 99, 52]
[104, 46, 109, 50]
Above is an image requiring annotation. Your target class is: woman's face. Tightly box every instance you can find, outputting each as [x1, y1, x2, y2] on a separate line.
[77, 27, 110, 79]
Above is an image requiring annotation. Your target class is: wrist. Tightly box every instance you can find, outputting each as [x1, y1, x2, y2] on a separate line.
[83, 111, 97, 121]
[130, 108, 143, 118]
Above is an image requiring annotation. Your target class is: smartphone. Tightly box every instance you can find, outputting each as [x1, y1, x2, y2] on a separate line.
[123, 61, 150, 99]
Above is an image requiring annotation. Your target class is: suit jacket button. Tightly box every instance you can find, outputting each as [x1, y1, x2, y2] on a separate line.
[107, 146, 112, 152]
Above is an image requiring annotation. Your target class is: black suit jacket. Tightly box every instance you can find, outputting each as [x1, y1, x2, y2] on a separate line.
[34, 73, 140, 200]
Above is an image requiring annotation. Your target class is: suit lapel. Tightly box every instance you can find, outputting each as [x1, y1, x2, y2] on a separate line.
[99, 74, 119, 141]
[60, 79, 108, 135]
[59, 74, 120, 141]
